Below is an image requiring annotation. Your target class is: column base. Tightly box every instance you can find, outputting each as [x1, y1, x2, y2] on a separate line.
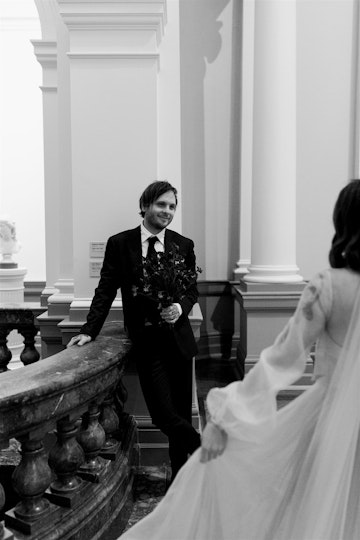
[40, 286, 59, 307]
[233, 258, 250, 280]
[243, 264, 303, 283]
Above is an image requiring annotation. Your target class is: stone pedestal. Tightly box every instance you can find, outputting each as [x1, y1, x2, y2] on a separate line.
[233, 280, 305, 372]
[0, 267, 27, 367]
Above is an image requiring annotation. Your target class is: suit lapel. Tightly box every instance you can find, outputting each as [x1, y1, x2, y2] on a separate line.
[165, 229, 175, 253]
[127, 226, 143, 278]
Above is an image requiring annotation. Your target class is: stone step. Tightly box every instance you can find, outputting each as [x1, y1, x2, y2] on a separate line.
[278, 384, 311, 403]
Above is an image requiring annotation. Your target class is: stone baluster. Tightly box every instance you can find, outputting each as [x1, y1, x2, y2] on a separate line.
[1, 482, 6, 540]
[0, 306, 42, 370]
[6, 436, 54, 535]
[0, 482, 4, 538]
[99, 393, 120, 459]
[0, 328, 11, 373]
[112, 379, 130, 443]
[0, 481, 13, 540]
[19, 325, 40, 366]
[77, 402, 106, 482]
[47, 416, 85, 507]
[114, 379, 128, 417]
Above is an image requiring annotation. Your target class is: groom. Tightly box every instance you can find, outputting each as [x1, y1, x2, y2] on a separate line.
[68, 180, 201, 480]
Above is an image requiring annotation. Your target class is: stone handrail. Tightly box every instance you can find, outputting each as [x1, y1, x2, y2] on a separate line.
[0, 323, 137, 540]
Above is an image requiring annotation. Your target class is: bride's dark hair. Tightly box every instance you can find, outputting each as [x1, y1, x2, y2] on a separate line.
[329, 179, 360, 271]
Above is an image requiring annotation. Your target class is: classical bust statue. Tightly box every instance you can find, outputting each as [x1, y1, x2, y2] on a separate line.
[0, 219, 19, 267]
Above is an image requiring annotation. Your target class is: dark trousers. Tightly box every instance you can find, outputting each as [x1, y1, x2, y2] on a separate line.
[135, 326, 201, 479]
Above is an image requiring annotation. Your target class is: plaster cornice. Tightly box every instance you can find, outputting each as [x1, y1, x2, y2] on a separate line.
[57, 0, 167, 44]
[31, 40, 57, 69]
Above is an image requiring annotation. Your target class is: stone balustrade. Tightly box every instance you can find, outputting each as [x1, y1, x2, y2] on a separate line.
[0, 303, 47, 372]
[0, 323, 138, 539]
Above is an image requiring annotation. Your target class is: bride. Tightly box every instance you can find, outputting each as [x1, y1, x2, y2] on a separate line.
[119, 180, 360, 540]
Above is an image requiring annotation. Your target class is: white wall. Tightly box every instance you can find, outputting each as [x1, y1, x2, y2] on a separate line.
[0, 0, 45, 281]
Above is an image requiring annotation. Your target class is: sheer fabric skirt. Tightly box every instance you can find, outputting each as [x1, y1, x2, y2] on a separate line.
[120, 377, 359, 540]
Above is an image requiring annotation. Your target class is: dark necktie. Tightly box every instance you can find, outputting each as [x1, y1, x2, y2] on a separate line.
[147, 236, 159, 261]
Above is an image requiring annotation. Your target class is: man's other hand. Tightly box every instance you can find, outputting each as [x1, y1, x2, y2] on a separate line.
[67, 334, 92, 348]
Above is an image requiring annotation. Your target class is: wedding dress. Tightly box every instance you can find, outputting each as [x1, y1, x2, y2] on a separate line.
[119, 268, 360, 540]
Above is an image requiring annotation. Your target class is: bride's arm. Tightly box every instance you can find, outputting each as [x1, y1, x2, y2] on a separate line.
[200, 271, 332, 462]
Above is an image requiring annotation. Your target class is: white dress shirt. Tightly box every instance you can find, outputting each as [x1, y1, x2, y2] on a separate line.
[141, 222, 165, 258]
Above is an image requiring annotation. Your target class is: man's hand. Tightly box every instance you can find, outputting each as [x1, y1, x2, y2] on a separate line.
[200, 420, 228, 463]
[160, 303, 181, 324]
[67, 334, 92, 348]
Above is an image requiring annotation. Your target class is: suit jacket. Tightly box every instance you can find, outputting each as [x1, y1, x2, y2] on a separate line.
[80, 226, 199, 358]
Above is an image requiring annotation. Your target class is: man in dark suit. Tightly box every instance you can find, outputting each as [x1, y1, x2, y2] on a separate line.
[68, 181, 201, 480]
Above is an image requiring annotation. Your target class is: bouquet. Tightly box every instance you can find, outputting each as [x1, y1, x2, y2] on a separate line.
[132, 242, 202, 313]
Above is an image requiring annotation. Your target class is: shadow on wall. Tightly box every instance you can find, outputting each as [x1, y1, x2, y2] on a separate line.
[180, 0, 234, 279]
[228, 0, 242, 279]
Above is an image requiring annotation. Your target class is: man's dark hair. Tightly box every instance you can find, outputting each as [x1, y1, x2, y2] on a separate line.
[329, 179, 360, 271]
[139, 181, 178, 217]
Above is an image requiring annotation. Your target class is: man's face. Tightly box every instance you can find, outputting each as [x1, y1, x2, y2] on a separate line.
[143, 190, 177, 233]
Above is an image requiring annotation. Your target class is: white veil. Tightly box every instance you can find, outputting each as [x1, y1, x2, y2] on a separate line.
[277, 284, 360, 540]
[206, 270, 360, 540]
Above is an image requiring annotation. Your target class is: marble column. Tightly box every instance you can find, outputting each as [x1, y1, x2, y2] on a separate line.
[33, 0, 75, 356]
[234, 0, 305, 375]
[246, 0, 302, 284]
[31, 36, 59, 305]
[234, 0, 255, 280]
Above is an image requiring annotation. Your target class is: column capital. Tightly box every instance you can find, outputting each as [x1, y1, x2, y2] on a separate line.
[57, 0, 167, 44]
[31, 39, 57, 93]
[31, 40, 57, 68]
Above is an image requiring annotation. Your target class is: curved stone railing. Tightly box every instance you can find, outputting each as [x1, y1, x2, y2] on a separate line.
[0, 323, 138, 540]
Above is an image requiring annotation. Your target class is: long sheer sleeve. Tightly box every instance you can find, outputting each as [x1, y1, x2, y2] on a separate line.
[206, 271, 332, 441]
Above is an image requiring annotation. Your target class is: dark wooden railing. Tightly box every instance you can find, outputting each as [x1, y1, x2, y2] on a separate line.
[0, 322, 138, 540]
